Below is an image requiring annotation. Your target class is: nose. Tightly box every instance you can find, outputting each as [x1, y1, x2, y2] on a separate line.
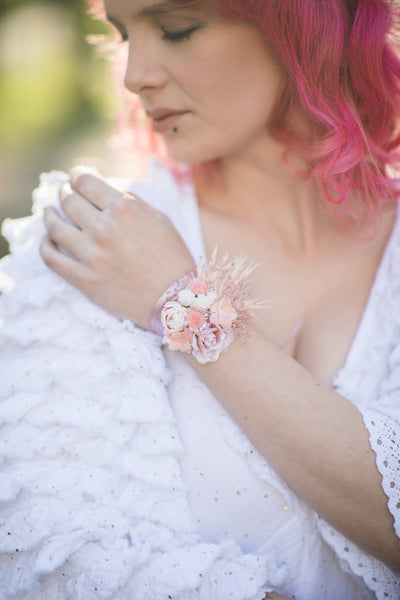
[123, 32, 167, 94]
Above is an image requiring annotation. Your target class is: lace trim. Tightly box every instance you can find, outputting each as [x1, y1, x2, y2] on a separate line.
[314, 411, 400, 599]
[316, 518, 399, 599]
[363, 411, 400, 538]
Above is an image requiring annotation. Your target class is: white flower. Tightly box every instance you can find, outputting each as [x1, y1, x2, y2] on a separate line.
[177, 289, 195, 307]
[161, 301, 187, 333]
[192, 291, 217, 311]
[205, 290, 217, 306]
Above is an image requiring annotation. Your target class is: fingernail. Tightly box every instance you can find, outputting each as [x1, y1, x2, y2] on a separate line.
[59, 182, 72, 202]
[69, 165, 100, 186]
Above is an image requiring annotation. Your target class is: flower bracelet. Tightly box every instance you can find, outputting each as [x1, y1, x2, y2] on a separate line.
[151, 248, 266, 365]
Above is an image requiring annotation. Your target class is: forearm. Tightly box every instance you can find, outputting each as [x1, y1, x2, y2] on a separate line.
[186, 324, 400, 570]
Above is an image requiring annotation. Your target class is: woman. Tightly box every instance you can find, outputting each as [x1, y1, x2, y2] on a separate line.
[1, 0, 400, 598]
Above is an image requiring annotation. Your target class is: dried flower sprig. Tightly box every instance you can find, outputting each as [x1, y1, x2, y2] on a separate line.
[152, 247, 267, 365]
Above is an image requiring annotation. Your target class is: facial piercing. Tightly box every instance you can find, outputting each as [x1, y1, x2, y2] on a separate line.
[173, 127, 178, 133]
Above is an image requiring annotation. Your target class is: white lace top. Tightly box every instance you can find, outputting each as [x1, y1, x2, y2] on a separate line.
[0, 161, 399, 600]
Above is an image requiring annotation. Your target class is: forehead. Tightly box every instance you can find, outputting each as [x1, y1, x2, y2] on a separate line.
[104, 0, 209, 19]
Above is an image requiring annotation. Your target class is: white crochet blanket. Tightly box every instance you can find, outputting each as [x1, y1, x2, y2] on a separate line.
[1, 166, 400, 600]
[0, 171, 285, 600]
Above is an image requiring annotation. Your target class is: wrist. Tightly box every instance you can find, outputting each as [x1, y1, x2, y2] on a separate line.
[150, 247, 267, 364]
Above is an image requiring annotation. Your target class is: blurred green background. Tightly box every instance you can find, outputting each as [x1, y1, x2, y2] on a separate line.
[0, 0, 124, 257]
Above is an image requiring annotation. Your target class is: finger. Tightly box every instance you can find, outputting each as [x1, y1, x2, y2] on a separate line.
[59, 183, 101, 230]
[69, 166, 129, 211]
[44, 207, 87, 261]
[116, 187, 175, 225]
[40, 235, 85, 288]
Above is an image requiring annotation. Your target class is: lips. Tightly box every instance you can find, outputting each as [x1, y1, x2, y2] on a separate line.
[146, 108, 189, 134]
[147, 108, 187, 120]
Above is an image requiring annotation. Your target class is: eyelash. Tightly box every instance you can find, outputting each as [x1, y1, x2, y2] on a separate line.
[118, 26, 199, 44]
[161, 26, 199, 43]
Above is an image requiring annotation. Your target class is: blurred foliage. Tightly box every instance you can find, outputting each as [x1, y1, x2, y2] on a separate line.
[0, 0, 119, 256]
[0, 0, 115, 148]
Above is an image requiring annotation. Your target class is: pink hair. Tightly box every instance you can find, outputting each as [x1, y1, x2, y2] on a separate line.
[88, 0, 400, 221]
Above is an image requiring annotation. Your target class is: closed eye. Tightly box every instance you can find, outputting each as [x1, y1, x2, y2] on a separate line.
[161, 25, 200, 42]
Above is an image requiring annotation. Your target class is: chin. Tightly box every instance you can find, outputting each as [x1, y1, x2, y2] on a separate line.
[164, 137, 227, 165]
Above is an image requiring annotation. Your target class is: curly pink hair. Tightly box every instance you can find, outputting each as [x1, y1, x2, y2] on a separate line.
[87, 0, 400, 221]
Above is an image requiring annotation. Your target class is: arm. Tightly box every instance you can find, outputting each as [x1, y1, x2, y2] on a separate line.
[41, 169, 400, 572]
[184, 324, 400, 572]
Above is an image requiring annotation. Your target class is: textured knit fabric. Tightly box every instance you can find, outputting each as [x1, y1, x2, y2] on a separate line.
[0, 161, 398, 599]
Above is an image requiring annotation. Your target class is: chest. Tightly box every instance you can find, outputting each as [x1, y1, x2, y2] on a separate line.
[199, 211, 393, 386]
[247, 254, 376, 387]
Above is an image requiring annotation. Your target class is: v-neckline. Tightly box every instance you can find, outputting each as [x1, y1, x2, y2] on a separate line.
[332, 203, 400, 391]
[185, 172, 400, 392]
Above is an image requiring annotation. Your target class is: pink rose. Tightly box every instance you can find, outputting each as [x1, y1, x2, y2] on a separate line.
[210, 297, 238, 329]
[188, 277, 208, 295]
[167, 328, 193, 353]
[186, 308, 206, 330]
[192, 326, 234, 364]
[161, 301, 187, 333]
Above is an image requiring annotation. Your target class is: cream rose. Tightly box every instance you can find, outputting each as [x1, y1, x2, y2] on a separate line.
[161, 301, 187, 333]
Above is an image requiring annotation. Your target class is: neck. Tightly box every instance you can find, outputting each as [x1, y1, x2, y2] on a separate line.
[197, 145, 333, 256]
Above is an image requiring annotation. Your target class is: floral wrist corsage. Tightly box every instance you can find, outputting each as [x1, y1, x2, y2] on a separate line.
[151, 248, 266, 365]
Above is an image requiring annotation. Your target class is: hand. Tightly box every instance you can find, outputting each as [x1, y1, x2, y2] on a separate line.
[40, 167, 195, 329]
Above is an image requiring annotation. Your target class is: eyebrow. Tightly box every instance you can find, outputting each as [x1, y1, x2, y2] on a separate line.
[106, 1, 202, 25]
[105, 1, 204, 33]
[137, 2, 201, 18]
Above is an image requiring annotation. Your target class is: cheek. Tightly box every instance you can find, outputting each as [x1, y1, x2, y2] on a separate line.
[164, 25, 283, 162]
[186, 33, 281, 128]
[164, 73, 282, 163]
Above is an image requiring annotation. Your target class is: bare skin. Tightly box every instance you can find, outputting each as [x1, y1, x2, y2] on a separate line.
[196, 158, 396, 387]
[40, 0, 400, 590]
